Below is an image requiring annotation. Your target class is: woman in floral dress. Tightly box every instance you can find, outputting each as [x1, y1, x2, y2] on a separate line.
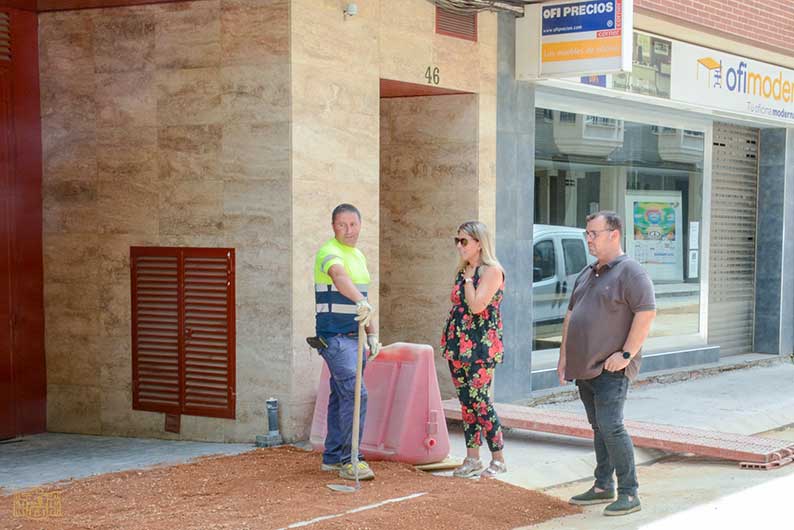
[441, 220, 507, 478]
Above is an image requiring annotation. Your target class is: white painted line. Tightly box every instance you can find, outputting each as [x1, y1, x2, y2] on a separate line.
[277, 492, 428, 529]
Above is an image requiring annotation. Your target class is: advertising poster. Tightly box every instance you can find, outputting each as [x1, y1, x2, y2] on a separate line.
[625, 191, 683, 282]
[516, 0, 633, 78]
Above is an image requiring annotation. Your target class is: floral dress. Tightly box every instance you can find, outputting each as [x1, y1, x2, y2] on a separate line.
[441, 267, 505, 364]
[440, 266, 505, 451]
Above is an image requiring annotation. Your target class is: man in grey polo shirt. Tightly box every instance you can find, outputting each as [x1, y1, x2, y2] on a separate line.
[558, 211, 656, 516]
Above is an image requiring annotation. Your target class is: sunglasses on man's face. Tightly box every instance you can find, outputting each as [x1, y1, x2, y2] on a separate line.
[454, 237, 478, 247]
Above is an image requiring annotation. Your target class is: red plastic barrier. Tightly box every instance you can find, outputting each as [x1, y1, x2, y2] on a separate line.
[310, 342, 450, 465]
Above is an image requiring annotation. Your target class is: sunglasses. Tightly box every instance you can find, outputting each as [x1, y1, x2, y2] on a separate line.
[454, 237, 478, 247]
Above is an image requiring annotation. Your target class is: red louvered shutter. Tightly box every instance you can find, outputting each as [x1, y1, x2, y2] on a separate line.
[131, 247, 235, 420]
[131, 249, 181, 414]
[435, 7, 477, 42]
[181, 249, 235, 419]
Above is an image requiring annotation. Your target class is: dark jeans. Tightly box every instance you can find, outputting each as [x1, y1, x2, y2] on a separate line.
[576, 369, 638, 496]
[319, 335, 367, 465]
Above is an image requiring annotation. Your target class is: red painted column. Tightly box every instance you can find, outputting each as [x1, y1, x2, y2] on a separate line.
[0, 7, 45, 438]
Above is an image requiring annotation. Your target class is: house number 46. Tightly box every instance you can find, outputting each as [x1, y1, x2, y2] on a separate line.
[425, 66, 440, 85]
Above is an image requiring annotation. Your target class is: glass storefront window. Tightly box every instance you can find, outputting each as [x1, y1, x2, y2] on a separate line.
[532, 108, 704, 368]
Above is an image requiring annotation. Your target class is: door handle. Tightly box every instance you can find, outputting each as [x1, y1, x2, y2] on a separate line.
[562, 280, 568, 294]
[555, 281, 561, 294]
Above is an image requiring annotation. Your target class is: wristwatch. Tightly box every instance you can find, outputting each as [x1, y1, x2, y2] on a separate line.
[622, 351, 632, 360]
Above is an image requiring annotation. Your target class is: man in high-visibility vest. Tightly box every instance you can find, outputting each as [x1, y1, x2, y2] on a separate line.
[314, 203, 380, 481]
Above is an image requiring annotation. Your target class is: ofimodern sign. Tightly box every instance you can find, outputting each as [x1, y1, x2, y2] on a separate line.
[671, 41, 794, 124]
[516, 0, 633, 79]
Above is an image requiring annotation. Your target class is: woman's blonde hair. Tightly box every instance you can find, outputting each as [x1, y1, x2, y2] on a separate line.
[455, 220, 504, 276]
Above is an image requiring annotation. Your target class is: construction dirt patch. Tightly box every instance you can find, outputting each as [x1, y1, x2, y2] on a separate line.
[1, 445, 579, 529]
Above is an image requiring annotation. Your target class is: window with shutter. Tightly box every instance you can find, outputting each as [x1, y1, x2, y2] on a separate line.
[435, 7, 477, 42]
[131, 247, 236, 420]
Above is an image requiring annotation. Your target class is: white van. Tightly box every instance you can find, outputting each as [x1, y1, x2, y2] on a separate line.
[533, 224, 596, 326]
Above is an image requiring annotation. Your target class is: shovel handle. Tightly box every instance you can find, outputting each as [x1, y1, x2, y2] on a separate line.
[349, 320, 366, 479]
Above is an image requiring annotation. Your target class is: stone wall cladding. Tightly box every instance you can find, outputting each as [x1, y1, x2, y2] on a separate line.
[39, 0, 291, 442]
[380, 94, 480, 398]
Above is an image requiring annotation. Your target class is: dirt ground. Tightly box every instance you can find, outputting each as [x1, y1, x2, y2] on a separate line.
[1, 446, 579, 530]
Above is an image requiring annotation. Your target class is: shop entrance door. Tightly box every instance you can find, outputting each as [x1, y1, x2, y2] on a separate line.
[708, 122, 759, 356]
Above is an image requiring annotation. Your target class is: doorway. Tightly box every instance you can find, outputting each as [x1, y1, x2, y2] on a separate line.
[378, 79, 477, 397]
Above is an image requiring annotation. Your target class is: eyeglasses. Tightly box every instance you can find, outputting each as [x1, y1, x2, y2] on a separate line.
[454, 237, 478, 247]
[585, 229, 615, 239]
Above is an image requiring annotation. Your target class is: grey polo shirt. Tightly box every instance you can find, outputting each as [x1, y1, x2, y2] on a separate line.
[564, 254, 656, 382]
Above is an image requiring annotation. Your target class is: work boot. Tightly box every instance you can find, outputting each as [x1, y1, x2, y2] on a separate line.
[320, 462, 343, 472]
[480, 460, 507, 478]
[569, 486, 617, 506]
[603, 494, 642, 516]
[339, 461, 375, 481]
[452, 457, 485, 478]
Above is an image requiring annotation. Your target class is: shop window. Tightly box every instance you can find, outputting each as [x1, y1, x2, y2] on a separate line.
[533, 106, 705, 363]
[130, 247, 236, 420]
[533, 240, 556, 282]
[435, 7, 477, 42]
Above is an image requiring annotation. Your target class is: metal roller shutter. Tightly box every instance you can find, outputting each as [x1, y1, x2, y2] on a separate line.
[708, 123, 759, 356]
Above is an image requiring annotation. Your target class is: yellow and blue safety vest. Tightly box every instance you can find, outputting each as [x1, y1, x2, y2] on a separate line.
[314, 238, 370, 338]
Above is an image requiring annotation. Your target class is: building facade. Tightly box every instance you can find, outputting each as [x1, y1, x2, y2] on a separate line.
[497, 0, 794, 396]
[1, 0, 792, 444]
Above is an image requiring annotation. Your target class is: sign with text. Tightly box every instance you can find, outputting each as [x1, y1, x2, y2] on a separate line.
[670, 41, 794, 124]
[568, 31, 794, 125]
[516, 0, 633, 78]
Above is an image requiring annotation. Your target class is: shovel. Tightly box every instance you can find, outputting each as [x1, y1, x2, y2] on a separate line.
[326, 320, 366, 493]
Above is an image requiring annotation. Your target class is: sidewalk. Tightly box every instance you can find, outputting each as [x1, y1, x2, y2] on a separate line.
[444, 361, 794, 528]
[0, 433, 254, 492]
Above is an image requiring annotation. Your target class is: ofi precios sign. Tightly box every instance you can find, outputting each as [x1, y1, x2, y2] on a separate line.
[543, 2, 614, 22]
[516, 0, 633, 78]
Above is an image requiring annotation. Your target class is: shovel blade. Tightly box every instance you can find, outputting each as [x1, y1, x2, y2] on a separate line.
[326, 483, 358, 493]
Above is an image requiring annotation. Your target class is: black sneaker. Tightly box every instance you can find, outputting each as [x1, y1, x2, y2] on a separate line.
[603, 494, 642, 516]
[569, 486, 617, 506]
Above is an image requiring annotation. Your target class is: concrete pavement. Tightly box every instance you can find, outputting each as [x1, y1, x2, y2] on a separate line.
[0, 433, 254, 492]
[442, 360, 794, 529]
[524, 427, 794, 530]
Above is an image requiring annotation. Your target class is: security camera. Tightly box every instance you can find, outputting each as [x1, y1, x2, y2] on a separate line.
[343, 2, 358, 17]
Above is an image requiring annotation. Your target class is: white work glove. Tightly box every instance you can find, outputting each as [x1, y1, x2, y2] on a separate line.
[366, 333, 382, 361]
[355, 299, 373, 327]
